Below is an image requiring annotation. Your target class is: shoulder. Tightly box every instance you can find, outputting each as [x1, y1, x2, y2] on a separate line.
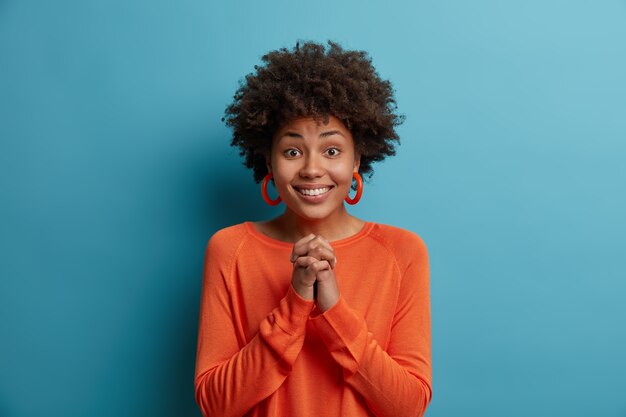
[365, 222, 429, 270]
[368, 222, 427, 251]
[205, 222, 252, 260]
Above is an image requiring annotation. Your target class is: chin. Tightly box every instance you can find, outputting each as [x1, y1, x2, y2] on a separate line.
[288, 204, 343, 223]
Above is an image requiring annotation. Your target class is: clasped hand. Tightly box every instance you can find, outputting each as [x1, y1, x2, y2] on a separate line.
[290, 234, 339, 312]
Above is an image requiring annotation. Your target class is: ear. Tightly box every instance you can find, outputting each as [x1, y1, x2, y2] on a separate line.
[353, 152, 361, 173]
[265, 157, 272, 174]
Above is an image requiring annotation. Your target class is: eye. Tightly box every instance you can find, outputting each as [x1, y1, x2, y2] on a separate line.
[283, 148, 301, 158]
[325, 147, 341, 157]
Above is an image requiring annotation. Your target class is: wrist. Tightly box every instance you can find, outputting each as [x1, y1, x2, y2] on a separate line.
[317, 293, 339, 313]
[292, 282, 314, 301]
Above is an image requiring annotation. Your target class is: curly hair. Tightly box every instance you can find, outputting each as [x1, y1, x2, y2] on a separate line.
[223, 40, 404, 183]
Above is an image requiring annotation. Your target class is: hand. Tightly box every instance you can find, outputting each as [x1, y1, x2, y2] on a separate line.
[314, 265, 340, 313]
[290, 235, 339, 312]
[290, 234, 337, 269]
[290, 234, 330, 300]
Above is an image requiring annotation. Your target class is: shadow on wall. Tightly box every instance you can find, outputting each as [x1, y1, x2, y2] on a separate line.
[149, 132, 280, 417]
[203, 162, 280, 231]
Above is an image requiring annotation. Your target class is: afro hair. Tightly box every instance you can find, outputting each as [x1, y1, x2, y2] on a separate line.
[223, 40, 404, 183]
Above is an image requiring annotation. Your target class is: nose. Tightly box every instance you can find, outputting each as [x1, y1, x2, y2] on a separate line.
[299, 154, 324, 178]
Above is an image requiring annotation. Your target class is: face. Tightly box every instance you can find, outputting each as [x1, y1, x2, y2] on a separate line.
[269, 115, 360, 222]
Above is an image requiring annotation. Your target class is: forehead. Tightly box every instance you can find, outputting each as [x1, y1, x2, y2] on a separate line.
[274, 115, 351, 139]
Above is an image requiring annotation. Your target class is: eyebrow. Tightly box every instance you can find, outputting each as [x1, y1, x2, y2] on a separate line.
[282, 130, 345, 139]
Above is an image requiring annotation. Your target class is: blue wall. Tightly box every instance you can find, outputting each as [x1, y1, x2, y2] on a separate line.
[1, 1, 625, 416]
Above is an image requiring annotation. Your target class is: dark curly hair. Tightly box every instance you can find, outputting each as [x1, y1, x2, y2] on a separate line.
[223, 40, 404, 183]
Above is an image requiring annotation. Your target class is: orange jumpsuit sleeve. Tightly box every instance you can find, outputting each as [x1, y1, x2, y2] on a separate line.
[194, 235, 315, 417]
[310, 238, 432, 417]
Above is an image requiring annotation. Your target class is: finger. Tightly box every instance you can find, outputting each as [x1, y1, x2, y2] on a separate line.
[303, 237, 334, 257]
[306, 245, 337, 269]
[290, 234, 317, 262]
[307, 235, 334, 253]
[305, 236, 336, 268]
[293, 256, 319, 269]
[307, 259, 331, 275]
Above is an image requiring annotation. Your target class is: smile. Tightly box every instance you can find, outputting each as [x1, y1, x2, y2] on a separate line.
[293, 184, 334, 203]
[298, 187, 330, 196]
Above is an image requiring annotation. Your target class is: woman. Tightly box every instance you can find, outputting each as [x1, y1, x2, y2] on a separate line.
[195, 41, 432, 417]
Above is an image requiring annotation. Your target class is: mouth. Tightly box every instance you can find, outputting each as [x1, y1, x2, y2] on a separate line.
[292, 185, 334, 199]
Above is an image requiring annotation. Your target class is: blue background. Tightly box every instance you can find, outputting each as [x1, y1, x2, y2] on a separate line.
[1, 1, 625, 416]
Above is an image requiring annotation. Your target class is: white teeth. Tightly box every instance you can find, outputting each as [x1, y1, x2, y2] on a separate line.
[299, 187, 330, 196]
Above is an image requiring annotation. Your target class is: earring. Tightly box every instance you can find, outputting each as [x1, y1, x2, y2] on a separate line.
[261, 172, 282, 206]
[345, 172, 363, 205]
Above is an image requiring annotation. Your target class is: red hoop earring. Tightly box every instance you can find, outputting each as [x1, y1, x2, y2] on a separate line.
[345, 172, 363, 205]
[261, 172, 282, 206]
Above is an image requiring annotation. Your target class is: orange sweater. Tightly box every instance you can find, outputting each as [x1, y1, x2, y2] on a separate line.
[194, 222, 432, 417]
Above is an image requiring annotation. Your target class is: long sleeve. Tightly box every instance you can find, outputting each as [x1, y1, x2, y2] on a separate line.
[310, 237, 432, 417]
[194, 235, 315, 417]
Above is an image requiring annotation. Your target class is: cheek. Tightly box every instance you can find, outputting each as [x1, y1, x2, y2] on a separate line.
[331, 165, 357, 186]
[272, 172, 288, 190]
[270, 163, 294, 188]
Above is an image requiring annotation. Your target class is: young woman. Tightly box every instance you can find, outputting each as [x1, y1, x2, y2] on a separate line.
[194, 41, 432, 417]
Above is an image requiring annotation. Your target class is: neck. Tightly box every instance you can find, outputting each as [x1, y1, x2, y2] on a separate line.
[276, 207, 363, 242]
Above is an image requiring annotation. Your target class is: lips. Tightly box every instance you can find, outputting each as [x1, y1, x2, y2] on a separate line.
[293, 185, 334, 197]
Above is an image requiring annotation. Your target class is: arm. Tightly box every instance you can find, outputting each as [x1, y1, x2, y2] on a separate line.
[194, 237, 315, 417]
[310, 241, 432, 417]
